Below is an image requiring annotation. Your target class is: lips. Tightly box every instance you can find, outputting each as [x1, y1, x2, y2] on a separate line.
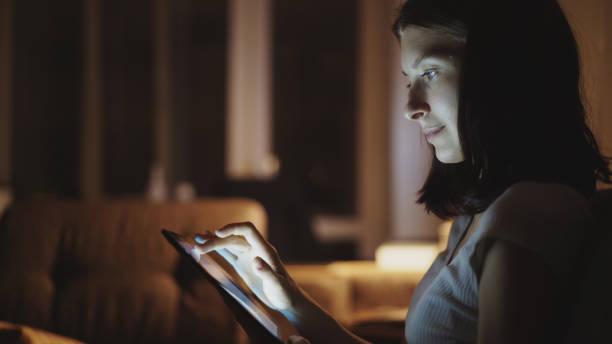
[423, 125, 444, 142]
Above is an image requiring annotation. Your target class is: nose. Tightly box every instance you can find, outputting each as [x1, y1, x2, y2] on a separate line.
[404, 86, 430, 121]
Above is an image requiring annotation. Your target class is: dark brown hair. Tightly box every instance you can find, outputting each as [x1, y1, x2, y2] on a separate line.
[394, 0, 611, 219]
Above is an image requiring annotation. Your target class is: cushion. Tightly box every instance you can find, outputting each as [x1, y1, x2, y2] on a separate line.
[0, 198, 267, 343]
[0, 321, 84, 344]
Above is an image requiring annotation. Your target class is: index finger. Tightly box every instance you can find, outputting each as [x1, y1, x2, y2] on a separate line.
[215, 222, 264, 243]
[215, 222, 277, 266]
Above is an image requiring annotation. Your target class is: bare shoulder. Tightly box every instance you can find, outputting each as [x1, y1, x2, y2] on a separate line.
[476, 182, 587, 342]
[482, 182, 590, 228]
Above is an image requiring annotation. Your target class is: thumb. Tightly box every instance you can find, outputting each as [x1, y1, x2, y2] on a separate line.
[253, 256, 279, 281]
[253, 256, 292, 308]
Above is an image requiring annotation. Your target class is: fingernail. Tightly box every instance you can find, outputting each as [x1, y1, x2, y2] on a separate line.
[195, 235, 206, 244]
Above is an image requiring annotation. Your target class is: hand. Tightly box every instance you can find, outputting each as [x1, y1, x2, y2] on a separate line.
[195, 222, 299, 311]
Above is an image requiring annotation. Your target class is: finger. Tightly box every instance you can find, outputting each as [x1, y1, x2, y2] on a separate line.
[216, 222, 279, 267]
[253, 256, 280, 282]
[197, 235, 252, 254]
[216, 222, 264, 243]
[253, 256, 293, 310]
[194, 231, 214, 244]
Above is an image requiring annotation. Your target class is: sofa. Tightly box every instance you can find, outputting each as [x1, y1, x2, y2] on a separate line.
[1, 195, 449, 344]
[0, 198, 268, 344]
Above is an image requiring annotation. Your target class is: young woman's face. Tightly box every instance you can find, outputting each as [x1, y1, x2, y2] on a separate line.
[400, 25, 465, 163]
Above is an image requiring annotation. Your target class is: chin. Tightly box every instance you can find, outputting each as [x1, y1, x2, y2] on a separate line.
[435, 150, 464, 164]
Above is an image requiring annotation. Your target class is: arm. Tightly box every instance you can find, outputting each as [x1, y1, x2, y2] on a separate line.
[282, 289, 370, 344]
[476, 182, 590, 343]
[477, 240, 558, 344]
[196, 222, 370, 344]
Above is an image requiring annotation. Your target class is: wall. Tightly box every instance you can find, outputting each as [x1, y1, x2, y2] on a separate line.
[0, 0, 12, 188]
[558, 0, 612, 157]
[387, 0, 443, 241]
[1, 0, 612, 255]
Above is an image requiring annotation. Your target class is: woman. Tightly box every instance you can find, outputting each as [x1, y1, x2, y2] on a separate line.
[197, 0, 611, 342]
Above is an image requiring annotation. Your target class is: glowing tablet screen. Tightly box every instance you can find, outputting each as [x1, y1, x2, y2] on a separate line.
[162, 230, 296, 342]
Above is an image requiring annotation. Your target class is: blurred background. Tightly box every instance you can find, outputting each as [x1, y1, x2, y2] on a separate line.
[0, 0, 611, 263]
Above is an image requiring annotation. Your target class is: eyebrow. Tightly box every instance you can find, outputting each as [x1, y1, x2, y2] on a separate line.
[412, 53, 450, 69]
[401, 54, 449, 77]
[403, 44, 463, 76]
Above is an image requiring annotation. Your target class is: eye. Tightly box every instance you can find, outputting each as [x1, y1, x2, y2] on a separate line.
[422, 70, 438, 81]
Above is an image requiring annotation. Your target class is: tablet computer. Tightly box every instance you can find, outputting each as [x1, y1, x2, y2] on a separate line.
[161, 229, 297, 343]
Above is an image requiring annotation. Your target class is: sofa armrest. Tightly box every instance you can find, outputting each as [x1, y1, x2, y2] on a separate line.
[0, 321, 84, 344]
[287, 261, 424, 325]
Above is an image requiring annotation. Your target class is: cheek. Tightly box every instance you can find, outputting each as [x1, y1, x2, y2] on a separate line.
[430, 85, 459, 124]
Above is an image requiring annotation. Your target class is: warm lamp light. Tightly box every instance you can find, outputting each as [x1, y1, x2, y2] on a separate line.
[438, 220, 452, 251]
[375, 241, 439, 272]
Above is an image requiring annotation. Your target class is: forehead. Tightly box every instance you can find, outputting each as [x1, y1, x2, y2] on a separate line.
[400, 26, 463, 70]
